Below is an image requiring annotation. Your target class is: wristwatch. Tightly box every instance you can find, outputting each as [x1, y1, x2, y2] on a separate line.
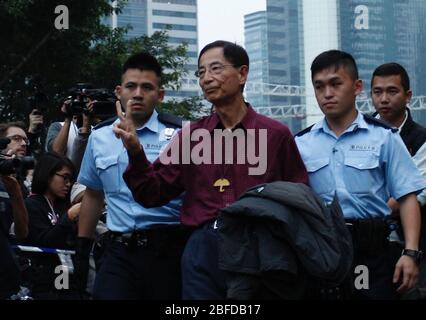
[401, 249, 423, 264]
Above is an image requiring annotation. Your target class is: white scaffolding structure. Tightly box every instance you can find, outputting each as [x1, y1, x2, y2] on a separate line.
[177, 79, 307, 96]
[255, 97, 426, 119]
[175, 79, 426, 119]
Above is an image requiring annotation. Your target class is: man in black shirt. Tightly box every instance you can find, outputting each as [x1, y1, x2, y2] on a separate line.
[371, 63, 426, 291]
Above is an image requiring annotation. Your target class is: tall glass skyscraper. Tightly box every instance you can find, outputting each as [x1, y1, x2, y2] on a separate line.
[303, 0, 426, 125]
[244, 11, 269, 108]
[245, 0, 304, 133]
[108, 0, 199, 101]
[338, 0, 426, 94]
[116, 0, 148, 39]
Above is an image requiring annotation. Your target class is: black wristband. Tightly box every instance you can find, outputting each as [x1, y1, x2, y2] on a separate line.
[401, 249, 423, 264]
[75, 237, 94, 257]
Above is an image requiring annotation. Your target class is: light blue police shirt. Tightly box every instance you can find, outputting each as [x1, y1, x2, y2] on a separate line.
[78, 110, 182, 232]
[295, 111, 426, 219]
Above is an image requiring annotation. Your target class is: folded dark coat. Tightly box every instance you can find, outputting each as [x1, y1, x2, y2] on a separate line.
[218, 181, 353, 299]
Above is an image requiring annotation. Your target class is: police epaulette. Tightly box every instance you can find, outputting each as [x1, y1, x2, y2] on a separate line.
[93, 116, 118, 130]
[295, 124, 315, 137]
[158, 112, 184, 128]
[362, 114, 398, 132]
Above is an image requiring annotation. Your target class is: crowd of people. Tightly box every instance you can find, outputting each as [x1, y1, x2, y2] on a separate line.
[0, 40, 425, 300]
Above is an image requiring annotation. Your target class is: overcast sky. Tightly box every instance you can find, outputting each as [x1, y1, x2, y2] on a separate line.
[197, 0, 266, 51]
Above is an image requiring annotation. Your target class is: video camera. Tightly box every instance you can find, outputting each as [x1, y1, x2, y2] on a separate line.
[0, 138, 35, 175]
[26, 76, 49, 115]
[65, 83, 117, 119]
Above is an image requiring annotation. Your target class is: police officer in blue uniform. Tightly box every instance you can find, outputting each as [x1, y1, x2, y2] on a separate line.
[74, 52, 187, 299]
[295, 50, 425, 299]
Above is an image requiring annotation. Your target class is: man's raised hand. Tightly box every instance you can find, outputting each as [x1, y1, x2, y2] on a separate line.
[112, 100, 142, 156]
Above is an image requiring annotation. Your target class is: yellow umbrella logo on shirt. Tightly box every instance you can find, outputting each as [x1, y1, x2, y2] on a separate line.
[213, 178, 230, 192]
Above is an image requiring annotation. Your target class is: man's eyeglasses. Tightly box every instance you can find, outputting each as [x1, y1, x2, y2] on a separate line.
[55, 173, 73, 184]
[6, 135, 29, 145]
[194, 63, 236, 79]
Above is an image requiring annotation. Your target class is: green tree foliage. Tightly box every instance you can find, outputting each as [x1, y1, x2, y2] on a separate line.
[84, 27, 206, 120]
[0, 0, 119, 121]
[0, 0, 206, 124]
[159, 97, 206, 121]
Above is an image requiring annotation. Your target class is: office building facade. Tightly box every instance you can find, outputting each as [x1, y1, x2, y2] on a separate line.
[245, 0, 304, 133]
[109, 0, 199, 101]
[303, 0, 426, 125]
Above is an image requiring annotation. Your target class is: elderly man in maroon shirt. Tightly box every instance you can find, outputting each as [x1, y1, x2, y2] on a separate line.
[113, 40, 309, 299]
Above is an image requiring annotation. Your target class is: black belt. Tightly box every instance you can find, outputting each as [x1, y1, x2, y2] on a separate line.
[344, 219, 363, 233]
[110, 231, 148, 247]
[344, 218, 399, 232]
[344, 218, 399, 254]
[109, 224, 184, 247]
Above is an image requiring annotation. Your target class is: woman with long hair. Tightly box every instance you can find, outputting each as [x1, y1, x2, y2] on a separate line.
[22, 152, 80, 299]
[24, 152, 77, 249]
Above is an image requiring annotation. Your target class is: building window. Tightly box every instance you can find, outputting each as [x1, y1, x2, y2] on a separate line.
[153, 23, 196, 31]
[267, 6, 284, 13]
[168, 37, 197, 45]
[153, 0, 196, 5]
[153, 10, 196, 19]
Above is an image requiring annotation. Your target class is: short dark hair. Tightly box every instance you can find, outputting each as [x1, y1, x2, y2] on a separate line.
[31, 152, 76, 195]
[371, 62, 410, 92]
[0, 121, 27, 138]
[122, 51, 162, 83]
[198, 40, 249, 92]
[311, 50, 359, 80]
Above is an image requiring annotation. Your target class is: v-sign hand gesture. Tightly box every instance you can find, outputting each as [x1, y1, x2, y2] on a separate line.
[112, 100, 142, 156]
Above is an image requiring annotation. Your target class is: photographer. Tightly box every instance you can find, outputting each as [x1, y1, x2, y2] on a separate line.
[45, 85, 115, 173]
[26, 77, 48, 159]
[45, 101, 80, 159]
[26, 109, 45, 159]
[0, 122, 34, 198]
[0, 123, 30, 238]
[69, 101, 94, 173]
[0, 122, 29, 159]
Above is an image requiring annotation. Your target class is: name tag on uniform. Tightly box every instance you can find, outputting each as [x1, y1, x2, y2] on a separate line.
[350, 145, 378, 152]
[145, 143, 162, 150]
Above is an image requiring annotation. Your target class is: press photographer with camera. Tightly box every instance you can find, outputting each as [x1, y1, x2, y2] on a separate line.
[45, 99, 80, 159]
[0, 129, 30, 239]
[25, 77, 48, 159]
[28, 109, 44, 137]
[45, 84, 117, 172]
[69, 99, 94, 173]
[26, 109, 45, 158]
[0, 122, 35, 196]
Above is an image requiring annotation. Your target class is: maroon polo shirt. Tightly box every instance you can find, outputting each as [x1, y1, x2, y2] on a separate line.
[124, 105, 308, 227]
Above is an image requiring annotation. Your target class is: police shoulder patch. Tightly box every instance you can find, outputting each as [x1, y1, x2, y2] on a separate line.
[363, 114, 398, 133]
[158, 112, 184, 129]
[93, 116, 118, 130]
[295, 124, 315, 137]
